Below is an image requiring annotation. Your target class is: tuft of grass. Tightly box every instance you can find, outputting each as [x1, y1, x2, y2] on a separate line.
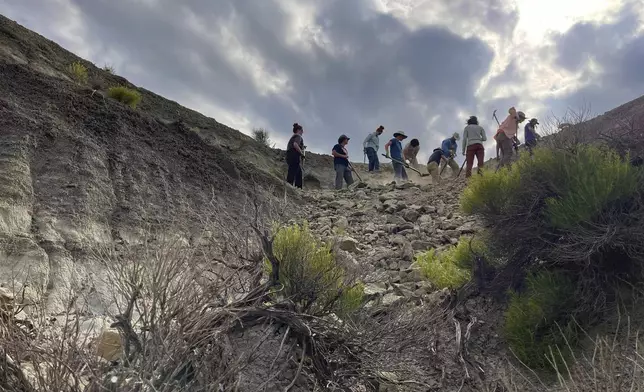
[102, 64, 115, 74]
[107, 86, 142, 109]
[267, 222, 364, 317]
[415, 236, 489, 289]
[504, 270, 579, 371]
[252, 128, 274, 148]
[67, 61, 88, 84]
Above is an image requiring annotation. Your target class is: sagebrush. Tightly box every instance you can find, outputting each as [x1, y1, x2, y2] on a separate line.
[504, 270, 578, 371]
[462, 142, 644, 371]
[267, 222, 364, 316]
[107, 86, 142, 109]
[67, 61, 88, 84]
[416, 236, 490, 289]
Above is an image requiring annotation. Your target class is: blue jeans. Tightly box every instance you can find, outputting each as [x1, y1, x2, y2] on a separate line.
[392, 161, 408, 180]
[365, 147, 379, 172]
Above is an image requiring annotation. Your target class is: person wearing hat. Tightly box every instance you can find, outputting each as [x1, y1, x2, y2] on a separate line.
[495, 107, 527, 169]
[385, 131, 409, 181]
[332, 134, 354, 190]
[524, 118, 541, 156]
[462, 116, 487, 178]
[439, 132, 461, 177]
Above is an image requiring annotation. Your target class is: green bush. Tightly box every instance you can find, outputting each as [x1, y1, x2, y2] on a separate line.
[67, 61, 88, 84]
[504, 270, 579, 371]
[266, 222, 364, 317]
[416, 237, 490, 289]
[102, 64, 115, 74]
[461, 145, 642, 263]
[107, 86, 142, 109]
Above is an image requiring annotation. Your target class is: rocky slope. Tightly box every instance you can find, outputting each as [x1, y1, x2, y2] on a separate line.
[0, 14, 373, 316]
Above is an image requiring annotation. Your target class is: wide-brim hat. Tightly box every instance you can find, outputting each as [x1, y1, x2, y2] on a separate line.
[452, 132, 460, 140]
[530, 118, 539, 124]
[393, 131, 407, 139]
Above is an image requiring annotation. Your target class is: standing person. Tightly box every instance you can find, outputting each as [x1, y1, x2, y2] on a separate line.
[462, 116, 487, 177]
[440, 132, 460, 177]
[332, 135, 354, 190]
[524, 118, 540, 156]
[403, 138, 421, 170]
[495, 107, 527, 169]
[286, 123, 305, 188]
[426, 147, 447, 183]
[384, 131, 409, 182]
[363, 125, 384, 173]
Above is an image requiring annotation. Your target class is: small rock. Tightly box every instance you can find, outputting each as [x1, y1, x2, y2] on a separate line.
[403, 209, 420, 222]
[381, 292, 404, 306]
[363, 282, 388, 297]
[338, 236, 360, 253]
[0, 287, 14, 313]
[94, 329, 122, 361]
[334, 216, 349, 230]
[364, 223, 377, 234]
[411, 240, 432, 251]
[386, 215, 407, 226]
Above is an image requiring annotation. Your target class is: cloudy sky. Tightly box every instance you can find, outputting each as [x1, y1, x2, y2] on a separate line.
[2, 0, 643, 163]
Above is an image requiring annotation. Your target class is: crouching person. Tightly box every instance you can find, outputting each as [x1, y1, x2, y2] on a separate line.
[332, 135, 354, 190]
[426, 148, 444, 183]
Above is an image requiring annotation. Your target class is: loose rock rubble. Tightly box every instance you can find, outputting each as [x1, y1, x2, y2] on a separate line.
[299, 177, 480, 307]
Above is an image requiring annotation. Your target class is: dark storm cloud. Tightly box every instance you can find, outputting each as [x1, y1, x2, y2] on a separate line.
[547, 2, 644, 116]
[2, 0, 508, 160]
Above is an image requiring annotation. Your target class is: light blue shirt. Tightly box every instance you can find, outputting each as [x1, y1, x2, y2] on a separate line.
[363, 132, 380, 151]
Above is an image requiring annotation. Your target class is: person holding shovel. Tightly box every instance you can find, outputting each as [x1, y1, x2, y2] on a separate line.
[384, 131, 409, 182]
[426, 148, 447, 183]
[403, 138, 421, 170]
[439, 132, 460, 178]
[495, 107, 527, 169]
[332, 135, 354, 190]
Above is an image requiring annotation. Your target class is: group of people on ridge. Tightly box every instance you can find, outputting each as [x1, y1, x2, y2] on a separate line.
[284, 107, 540, 189]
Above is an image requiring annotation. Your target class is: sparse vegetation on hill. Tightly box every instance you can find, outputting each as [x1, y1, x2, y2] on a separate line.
[252, 127, 274, 148]
[67, 61, 88, 84]
[107, 85, 142, 109]
[102, 63, 115, 74]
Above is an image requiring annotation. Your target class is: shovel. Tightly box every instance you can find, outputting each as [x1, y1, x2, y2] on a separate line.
[381, 154, 429, 177]
[348, 162, 363, 182]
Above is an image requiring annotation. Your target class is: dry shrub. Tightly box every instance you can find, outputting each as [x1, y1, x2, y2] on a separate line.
[252, 128, 274, 148]
[502, 315, 644, 392]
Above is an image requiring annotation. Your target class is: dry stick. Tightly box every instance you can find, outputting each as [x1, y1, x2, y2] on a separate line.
[284, 338, 307, 392]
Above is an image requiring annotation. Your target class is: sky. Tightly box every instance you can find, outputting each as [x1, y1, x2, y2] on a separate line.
[1, 0, 643, 164]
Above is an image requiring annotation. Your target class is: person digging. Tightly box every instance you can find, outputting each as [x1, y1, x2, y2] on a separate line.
[384, 131, 409, 182]
[426, 147, 449, 184]
[495, 107, 527, 170]
[332, 134, 354, 190]
[403, 138, 421, 171]
[439, 132, 460, 178]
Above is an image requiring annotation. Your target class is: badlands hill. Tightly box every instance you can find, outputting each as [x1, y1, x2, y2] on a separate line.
[1, 12, 644, 392]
